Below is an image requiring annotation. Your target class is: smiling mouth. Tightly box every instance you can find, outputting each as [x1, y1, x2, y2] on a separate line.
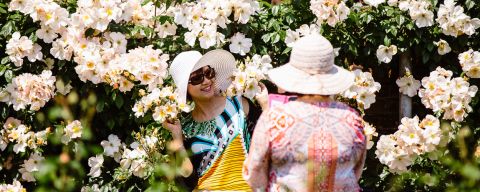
[200, 85, 212, 92]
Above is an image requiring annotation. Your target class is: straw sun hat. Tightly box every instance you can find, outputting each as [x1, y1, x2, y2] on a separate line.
[268, 34, 354, 95]
[169, 49, 236, 102]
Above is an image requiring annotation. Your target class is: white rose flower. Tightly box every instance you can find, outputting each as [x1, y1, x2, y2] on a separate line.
[101, 134, 122, 157]
[4, 70, 56, 111]
[23, 153, 44, 173]
[376, 45, 398, 63]
[364, 0, 386, 7]
[336, 2, 350, 21]
[363, 122, 378, 150]
[412, 10, 434, 28]
[155, 21, 177, 38]
[8, 0, 34, 14]
[18, 153, 43, 181]
[389, 152, 413, 173]
[19, 167, 35, 182]
[13, 132, 30, 154]
[387, 0, 398, 6]
[285, 29, 300, 47]
[36, 26, 58, 43]
[108, 32, 127, 54]
[375, 135, 397, 164]
[458, 49, 480, 78]
[62, 120, 83, 144]
[434, 39, 451, 55]
[88, 155, 104, 178]
[6, 32, 34, 67]
[229, 32, 252, 56]
[199, 25, 218, 49]
[396, 75, 421, 97]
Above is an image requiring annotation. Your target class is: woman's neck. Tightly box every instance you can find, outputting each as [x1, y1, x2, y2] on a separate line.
[296, 95, 334, 103]
[191, 95, 226, 122]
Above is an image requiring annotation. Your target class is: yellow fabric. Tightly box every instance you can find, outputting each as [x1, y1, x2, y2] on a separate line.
[196, 136, 252, 191]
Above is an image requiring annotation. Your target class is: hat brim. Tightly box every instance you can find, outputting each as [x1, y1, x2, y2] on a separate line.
[193, 49, 236, 94]
[169, 51, 203, 102]
[267, 63, 354, 95]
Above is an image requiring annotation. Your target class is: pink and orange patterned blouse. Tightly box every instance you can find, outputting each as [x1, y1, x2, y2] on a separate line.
[243, 101, 366, 192]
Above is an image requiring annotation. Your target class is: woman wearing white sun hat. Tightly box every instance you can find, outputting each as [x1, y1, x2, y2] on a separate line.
[163, 49, 268, 191]
[243, 34, 367, 191]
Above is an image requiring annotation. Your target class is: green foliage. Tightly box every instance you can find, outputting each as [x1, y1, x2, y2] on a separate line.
[0, 0, 480, 191]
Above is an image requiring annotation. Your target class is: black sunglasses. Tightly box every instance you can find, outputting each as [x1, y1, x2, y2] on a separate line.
[188, 66, 216, 85]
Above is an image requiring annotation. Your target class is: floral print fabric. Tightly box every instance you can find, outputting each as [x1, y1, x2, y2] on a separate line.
[243, 101, 366, 192]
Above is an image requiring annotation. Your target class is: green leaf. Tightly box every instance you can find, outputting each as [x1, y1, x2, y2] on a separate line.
[386, 8, 394, 17]
[4, 70, 13, 83]
[365, 14, 373, 24]
[158, 16, 171, 24]
[286, 15, 294, 24]
[397, 15, 406, 25]
[271, 33, 280, 44]
[427, 43, 434, 52]
[0, 65, 7, 76]
[0, 6, 6, 14]
[25, 27, 37, 36]
[460, 164, 480, 180]
[58, 60, 66, 68]
[282, 47, 292, 55]
[261, 33, 272, 43]
[271, 5, 280, 16]
[406, 23, 414, 30]
[465, 0, 475, 10]
[390, 27, 398, 36]
[0, 21, 15, 37]
[115, 95, 124, 109]
[422, 53, 430, 64]
[96, 101, 104, 112]
[107, 119, 115, 129]
[1, 57, 9, 65]
[8, 13, 23, 21]
[384, 36, 391, 46]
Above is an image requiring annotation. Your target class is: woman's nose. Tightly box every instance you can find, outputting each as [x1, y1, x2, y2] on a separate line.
[201, 76, 213, 85]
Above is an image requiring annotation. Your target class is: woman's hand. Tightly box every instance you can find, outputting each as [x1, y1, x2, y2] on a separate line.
[255, 82, 269, 110]
[162, 119, 183, 141]
[162, 120, 193, 177]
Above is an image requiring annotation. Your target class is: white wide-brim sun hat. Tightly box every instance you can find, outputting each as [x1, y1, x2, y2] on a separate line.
[268, 34, 354, 95]
[169, 49, 236, 102]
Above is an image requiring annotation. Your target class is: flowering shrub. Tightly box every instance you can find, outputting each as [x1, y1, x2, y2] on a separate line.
[133, 86, 192, 122]
[418, 67, 477, 122]
[0, 0, 479, 191]
[375, 115, 446, 173]
[396, 70, 421, 97]
[226, 54, 273, 99]
[342, 69, 381, 110]
[2, 70, 55, 111]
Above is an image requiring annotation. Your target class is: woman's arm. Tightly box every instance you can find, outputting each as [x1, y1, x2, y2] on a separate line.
[162, 120, 193, 177]
[241, 83, 269, 116]
[354, 143, 367, 181]
[243, 112, 271, 190]
[353, 116, 367, 181]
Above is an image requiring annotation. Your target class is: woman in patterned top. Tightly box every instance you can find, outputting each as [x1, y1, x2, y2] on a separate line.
[243, 34, 367, 191]
[164, 49, 267, 191]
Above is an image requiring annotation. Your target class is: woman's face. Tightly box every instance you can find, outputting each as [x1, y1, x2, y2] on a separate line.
[187, 66, 216, 101]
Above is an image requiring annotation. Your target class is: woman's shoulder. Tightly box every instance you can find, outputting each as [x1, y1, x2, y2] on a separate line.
[279, 101, 360, 117]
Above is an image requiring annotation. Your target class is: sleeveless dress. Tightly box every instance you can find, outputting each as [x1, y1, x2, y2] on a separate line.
[180, 96, 260, 191]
